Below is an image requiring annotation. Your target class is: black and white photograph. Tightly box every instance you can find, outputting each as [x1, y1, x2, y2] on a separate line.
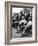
[12, 7, 32, 38]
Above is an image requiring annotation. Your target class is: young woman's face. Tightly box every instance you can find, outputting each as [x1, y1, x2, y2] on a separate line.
[22, 9, 24, 14]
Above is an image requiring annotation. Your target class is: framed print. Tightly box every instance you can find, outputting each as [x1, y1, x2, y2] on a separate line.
[5, 1, 37, 45]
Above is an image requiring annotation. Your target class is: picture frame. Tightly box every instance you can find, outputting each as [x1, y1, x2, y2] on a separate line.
[5, 1, 37, 45]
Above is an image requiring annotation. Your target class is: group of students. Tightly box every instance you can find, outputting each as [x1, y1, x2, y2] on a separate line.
[12, 9, 32, 36]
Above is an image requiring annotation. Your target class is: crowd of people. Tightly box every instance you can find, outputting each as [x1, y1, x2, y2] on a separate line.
[12, 8, 32, 37]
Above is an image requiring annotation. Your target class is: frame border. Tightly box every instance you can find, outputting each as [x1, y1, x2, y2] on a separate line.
[5, 1, 37, 45]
